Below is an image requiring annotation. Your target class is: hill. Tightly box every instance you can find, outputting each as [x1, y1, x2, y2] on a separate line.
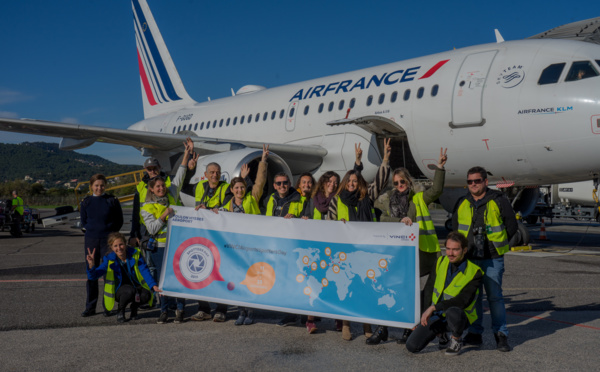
[0, 142, 140, 186]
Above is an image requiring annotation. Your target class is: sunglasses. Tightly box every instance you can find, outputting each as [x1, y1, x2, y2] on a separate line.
[275, 181, 289, 186]
[467, 178, 484, 185]
[393, 179, 407, 186]
[146, 167, 159, 172]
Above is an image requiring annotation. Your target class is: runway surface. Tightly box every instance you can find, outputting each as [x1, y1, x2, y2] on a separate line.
[1, 209, 599, 371]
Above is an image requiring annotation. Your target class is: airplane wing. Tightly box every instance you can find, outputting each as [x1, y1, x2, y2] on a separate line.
[527, 17, 600, 44]
[0, 117, 327, 164]
[326, 115, 406, 138]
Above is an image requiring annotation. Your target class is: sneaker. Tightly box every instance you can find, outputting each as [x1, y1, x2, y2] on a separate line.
[157, 312, 168, 324]
[276, 314, 297, 327]
[306, 321, 318, 334]
[495, 332, 511, 352]
[445, 337, 462, 356]
[117, 312, 126, 323]
[243, 311, 254, 325]
[396, 328, 412, 344]
[191, 311, 211, 321]
[438, 332, 450, 350]
[174, 310, 184, 324]
[81, 308, 96, 317]
[463, 332, 483, 347]
[213, 312, 226, 322]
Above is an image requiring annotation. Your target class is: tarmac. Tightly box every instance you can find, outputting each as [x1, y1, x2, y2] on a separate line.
[1, 209, 599, 371]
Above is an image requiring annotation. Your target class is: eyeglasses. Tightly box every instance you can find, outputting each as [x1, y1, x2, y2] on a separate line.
[275, 181, 289, 186]
[393, 179, 407, 186]
[146, 167, 159, 173]
[467, 178, 484, 185]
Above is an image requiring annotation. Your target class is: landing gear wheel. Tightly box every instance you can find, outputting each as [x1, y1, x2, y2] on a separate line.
[509, 222, 530, 247]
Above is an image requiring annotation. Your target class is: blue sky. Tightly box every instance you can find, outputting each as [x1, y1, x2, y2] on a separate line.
[0, 0, 593, 165]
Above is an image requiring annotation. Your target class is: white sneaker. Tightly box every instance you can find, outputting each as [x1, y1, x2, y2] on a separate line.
[445, 337, 462, 356]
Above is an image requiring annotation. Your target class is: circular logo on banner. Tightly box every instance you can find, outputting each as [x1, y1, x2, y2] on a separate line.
[173, 237, 225, 289]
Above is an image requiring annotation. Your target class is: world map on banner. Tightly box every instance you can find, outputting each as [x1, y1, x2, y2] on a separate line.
[293, 247, 395, 308]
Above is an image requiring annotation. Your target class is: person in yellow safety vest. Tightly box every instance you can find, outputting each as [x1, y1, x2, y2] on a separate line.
[265, 173, 304, 218]
[86, 232, 161, 323]
[10, 190, 24, 237]
[295, 172, 315, 209]
[302, 171, 341, 220]
[374, 148, 448, 345]
[405, 232, 483, 356]
[451, 166, 517, 352]
[328, 139, 391, 342]
[141, 138, 192, 325]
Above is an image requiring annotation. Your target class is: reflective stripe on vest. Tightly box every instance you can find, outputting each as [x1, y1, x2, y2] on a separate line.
[413, 192, 440, 253]
[431, 256, 483, 324]
[195, 181, 230, 208]
[223, 194, 261, 215]
[266, 194, 303, 217]
[335, 196, 376, 222]
[103, 248, 154, 311]
[141, 194, 176, 243]
[457, 198, 510, 255]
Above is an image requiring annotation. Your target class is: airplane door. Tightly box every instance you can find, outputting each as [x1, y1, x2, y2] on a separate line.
[450, 50, 497, 128]
[286, 101, 298, 132]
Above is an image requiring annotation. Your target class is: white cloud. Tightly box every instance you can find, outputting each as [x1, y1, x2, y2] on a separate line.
[0, 111, 19, 118]
[0, 88, 33, 105]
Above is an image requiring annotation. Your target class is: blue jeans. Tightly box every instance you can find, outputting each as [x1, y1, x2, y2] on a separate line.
[469, 256, 508, 336]
[151, 247, 185, 313]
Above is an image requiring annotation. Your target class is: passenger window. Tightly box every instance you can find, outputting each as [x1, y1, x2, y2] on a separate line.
[240, 115, 245, 124]
[366, 95, 373, 106]
[256, 113, 260, 121]
[304, 105, 310, 115]
[565, 61, 599, 82]
[328, 102, 334, 112]
[213, 120, 217, 128]
[248, 114, 252, 123]
[263, 112, 268, 121]
[219, 119, 224, 127]
[431, 85, 439, 97]
[403, 89, 411, 101]
[271, 111, 276, 120]
[290, 107, 295, 117]
[200, 122, 204, 130]
[280, 109, 285, 118]
[391, 91, 398, 103]
[417, 87, 424, 99]
[538, 63, 566, 85]
[378, 93, 385, 105]
[172, 127, 176, 133]
[349, 98, 356, 108]
[233, 117, 237, 126]
[226, 118, 230, 126]
[318, 103, 324, 113]
[178, 125, 181, 132]
[339, 100, 344, 110]
[194, 123, 198, 130]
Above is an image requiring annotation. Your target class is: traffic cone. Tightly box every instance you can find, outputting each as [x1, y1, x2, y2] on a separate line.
[539, 218, 548, 240]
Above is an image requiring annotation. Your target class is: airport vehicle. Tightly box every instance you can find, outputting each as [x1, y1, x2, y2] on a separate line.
[526, 181, 600, 224]
[0, 200, 41, 235]
[0, 1, 599, 225]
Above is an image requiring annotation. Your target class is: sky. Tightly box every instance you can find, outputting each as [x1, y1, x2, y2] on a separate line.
[0, 0, 594, 165]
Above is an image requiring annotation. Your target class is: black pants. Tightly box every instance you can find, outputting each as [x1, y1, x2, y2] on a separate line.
[10, 212, 22, 236]
[116, 285, 152, 311]
[197, 301, 227, 314]
[406, 307, 470, 353]
[85, 236, 108, 311]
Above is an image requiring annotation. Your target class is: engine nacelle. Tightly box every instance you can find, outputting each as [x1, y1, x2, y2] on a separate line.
[178, 148, 292, 208]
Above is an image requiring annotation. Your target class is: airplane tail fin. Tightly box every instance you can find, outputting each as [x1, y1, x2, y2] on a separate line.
[132, 0, 196, 119]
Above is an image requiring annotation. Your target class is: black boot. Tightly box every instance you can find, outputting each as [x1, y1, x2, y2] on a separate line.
[130, 305, 139, 320]
[365, 325, 388, 345]
[396, 328, 412, 344]
[117, 307, 126, 323]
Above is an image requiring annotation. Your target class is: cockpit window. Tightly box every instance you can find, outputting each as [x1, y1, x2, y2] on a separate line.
[538, 63, 565, 85]
[565, 61, 599, 82]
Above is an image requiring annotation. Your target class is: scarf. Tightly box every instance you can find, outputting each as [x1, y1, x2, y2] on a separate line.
[339, 189, 373, 222]
[389, 189, 410, 218]
[149, 194, 170, 206]
[313, 192, 335, 214]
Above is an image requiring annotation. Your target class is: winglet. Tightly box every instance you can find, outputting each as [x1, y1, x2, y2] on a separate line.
[495, 29, 505, 43]
[132, 0, 196, 119]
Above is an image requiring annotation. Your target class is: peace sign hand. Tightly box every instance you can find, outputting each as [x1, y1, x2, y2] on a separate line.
[262, 144, 270, 162]
[355, 143, 363, 165]
[86, 248, 96, 269]
[382, 138, 392, 162]
[438, 147, 448, 168]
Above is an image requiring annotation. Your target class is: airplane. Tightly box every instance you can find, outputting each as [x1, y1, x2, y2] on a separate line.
[1, 0, 600, 235]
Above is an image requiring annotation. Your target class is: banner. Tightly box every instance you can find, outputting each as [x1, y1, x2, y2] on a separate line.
[159, 206, 421, 328]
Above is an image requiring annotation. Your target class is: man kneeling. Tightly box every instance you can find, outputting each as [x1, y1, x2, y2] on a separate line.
[406, 232, 483, 356]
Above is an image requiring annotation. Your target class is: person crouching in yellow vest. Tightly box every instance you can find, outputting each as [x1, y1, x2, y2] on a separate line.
[86, 232, 161, 323]
[377, 147, 448, 344]
[405, 232, 483, 356]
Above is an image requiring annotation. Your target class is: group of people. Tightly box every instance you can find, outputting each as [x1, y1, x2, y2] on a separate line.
[80, 137, 516, 355]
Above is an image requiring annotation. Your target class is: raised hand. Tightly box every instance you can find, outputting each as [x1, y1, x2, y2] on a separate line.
[241, 164, 250, 179]
[355, 143, 363, 165]
[383, 138, 392, 162]
[187, 152, 199, 170]
[86, 247, 96, 269]
[438, 147, 448, 168]
[262, 144, 269, 162]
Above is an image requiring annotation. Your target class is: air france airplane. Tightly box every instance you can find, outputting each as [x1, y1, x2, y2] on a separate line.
[1, 0, 599, 218]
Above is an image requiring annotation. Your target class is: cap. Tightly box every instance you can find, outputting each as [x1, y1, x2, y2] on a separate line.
[143, 158, 161, 168]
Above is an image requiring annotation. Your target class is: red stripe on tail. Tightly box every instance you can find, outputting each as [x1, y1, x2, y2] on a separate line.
[137, 50, 158, 106]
